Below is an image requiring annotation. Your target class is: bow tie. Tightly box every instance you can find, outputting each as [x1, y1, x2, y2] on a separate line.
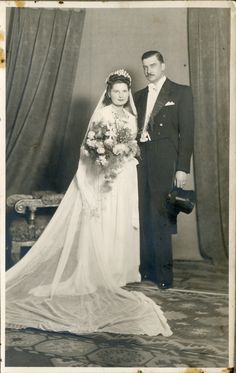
[148, 84, 158, 92]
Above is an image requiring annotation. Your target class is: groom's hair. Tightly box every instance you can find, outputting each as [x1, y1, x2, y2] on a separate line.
[141, 50, 164, 63]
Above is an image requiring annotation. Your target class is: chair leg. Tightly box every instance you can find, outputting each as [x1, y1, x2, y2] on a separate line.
[11, 242, 22, 264]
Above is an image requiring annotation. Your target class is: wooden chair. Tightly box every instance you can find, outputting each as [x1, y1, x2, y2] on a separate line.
[6, 191, 64, 264]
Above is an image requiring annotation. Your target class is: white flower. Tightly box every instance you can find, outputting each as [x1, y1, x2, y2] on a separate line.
[87, 131, 95, 139]
[97, 147, 105, 155]
[97, 156, 108, 166]
[113, 144, 129, 155]
[86, 139, 97, 148]
[104, 138, 114, 147]
[107, 129, 116, 137]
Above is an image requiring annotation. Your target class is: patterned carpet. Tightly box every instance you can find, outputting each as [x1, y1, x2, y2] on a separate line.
[5, 260, 229, 368]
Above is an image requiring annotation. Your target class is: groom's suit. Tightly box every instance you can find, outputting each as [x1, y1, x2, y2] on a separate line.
[134, 78, 194, 286]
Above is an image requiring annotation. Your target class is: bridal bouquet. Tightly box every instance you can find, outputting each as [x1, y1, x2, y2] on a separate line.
[81, 117, 139, 184]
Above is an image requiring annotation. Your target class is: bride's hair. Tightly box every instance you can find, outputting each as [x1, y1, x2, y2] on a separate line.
[103, 69, 131, 105]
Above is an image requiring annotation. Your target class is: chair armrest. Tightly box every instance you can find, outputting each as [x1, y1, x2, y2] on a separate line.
[6, 194, 33, 208]
[7, 192, 64, 227]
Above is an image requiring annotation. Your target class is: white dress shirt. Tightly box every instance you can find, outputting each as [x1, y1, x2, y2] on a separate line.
[143, 75, 167, 132]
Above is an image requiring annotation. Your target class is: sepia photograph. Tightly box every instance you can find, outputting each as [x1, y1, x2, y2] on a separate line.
[0, 1, 235, 372]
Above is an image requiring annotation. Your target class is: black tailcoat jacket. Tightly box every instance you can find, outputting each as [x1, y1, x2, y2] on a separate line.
[134, 78, 194, 284]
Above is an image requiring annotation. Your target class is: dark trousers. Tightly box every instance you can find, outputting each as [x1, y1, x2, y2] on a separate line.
[137, 143, 174, 286]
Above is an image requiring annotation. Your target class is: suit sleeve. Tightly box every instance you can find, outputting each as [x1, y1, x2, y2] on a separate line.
[176, 86, 194, 173]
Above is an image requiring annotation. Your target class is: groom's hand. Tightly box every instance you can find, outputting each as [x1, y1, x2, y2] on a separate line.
[175, 171, 187, 189]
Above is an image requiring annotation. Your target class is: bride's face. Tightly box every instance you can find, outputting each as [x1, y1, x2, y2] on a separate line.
[109, 83, 129, 107]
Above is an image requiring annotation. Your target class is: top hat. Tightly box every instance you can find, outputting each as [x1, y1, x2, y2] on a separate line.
[166, 187, 196, 215]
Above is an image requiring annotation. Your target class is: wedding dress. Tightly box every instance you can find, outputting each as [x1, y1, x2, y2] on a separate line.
[6, 100, 172, 337]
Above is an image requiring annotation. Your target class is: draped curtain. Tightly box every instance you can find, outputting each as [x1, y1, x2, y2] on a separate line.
[188, 8, 230, 264]
[6, 8, 85, 196]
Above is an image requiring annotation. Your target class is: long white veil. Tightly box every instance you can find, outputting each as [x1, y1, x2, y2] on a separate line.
[6, 80, 172, 337]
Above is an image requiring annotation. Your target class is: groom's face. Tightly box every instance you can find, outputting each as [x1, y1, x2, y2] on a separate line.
[142, 55, 165, 84]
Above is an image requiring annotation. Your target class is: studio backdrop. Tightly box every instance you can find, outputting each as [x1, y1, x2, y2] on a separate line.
[6, 7, 230, 264]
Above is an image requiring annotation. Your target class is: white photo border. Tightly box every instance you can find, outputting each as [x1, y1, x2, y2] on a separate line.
[1, 1, 235, 372]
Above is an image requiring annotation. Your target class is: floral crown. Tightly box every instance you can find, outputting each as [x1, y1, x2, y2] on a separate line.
[106, 69, 132, 85]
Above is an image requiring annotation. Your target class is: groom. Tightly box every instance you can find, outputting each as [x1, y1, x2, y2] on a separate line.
[134, 50, 194, 289]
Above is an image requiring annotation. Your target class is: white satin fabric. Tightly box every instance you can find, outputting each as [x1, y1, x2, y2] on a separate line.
[6, 105, 172, 337]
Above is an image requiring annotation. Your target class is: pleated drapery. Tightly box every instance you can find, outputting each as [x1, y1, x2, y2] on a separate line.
[188, 8, 230, 264]
[6, 8, 85, 195]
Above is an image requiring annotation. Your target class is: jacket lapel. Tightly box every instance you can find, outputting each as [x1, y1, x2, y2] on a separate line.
[149, 78, 172, 130]
[137, 87, 148, 131]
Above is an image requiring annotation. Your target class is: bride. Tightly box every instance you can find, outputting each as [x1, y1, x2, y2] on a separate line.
[6, 69, 172, 337]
